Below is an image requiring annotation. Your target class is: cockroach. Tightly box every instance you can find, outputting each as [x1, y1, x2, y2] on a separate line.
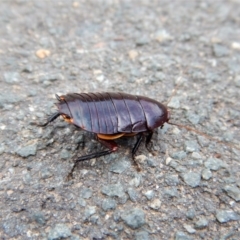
[40, 92, 170, 175]
[40, 92, 239, 176]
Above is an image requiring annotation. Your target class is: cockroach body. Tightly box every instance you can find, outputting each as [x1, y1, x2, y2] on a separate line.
[41, 92, 170, 173]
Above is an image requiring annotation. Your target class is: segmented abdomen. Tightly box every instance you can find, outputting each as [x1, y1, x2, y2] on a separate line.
[60, 92, 167, 134]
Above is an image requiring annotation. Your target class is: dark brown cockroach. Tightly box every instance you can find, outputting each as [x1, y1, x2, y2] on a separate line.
[40, 92, 170, 175]
[40, 92, 240, 177]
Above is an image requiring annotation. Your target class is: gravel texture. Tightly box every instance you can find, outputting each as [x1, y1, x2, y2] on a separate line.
[0, 1, 240, 239]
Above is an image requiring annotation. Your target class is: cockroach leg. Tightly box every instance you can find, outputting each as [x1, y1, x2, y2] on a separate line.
[39, 112, 60, 127]
[145, 131, 153, 152]
[131, 133, 144, 171]
[68, 138, 118, 179]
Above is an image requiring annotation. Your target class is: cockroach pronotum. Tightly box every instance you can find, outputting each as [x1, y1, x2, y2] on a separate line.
[40, 92, 238, 177]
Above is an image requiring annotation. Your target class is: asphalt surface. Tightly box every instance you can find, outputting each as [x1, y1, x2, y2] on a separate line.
[0, 1, 240, 239]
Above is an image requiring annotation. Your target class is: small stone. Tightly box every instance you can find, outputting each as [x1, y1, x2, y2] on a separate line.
[143, 190, 155, 200]
[184, 140, 199, 153]
[234, 75, 240, 87]
[186, 209, 196, 220]
[165, 174, 179, 186]
[84, 206, 96, 220]
[60, 149, 70, 160]
[175, 231, 193, 240]
[223, 185, 240, 201]
[36, 49, 50, 59]
[136, 36, 150, 46]
[48, 223, 71, 240]
[169, 161, 187, 173]
[129, 174, 142, 187]
[109, 158, 130, 173]
[134, 231, 149, 240]
[194, 217, 208, 229]
[149, 199, 161, 210]
[167, 96, 180, 109]
[171, 151, 187, 160]
[22, 64, 33, 73]
[154, 71, 166, 81]
[121, 208, 145, 229]
[183, 224, 196, 234]
[4, 72, 21, 83]
[41, 168, 53, 179]
[31, 212, 46, 225]
[127, 188, 138, 202]
[80, 187, 92, 199]
[78, 198, 86, 207]
[212, 44, 229, 57]
[101, 183, 125, 198]
[204, 158, 228, 170]
[128, 50, 138, 60]
[16, 143, 37, 157]
[216, 210, 240, 223]
[39, 73, 64, 82]
[231, 42, 240, 50]
[186, 113, 200, 125]
[163, 187, 179, 198]
[146, 158, 158, 168]
[101, 198, 116, 211]
[181, 172, 201, 188]
[155, 29, 172, 43]
[201, 169, 212, 180]
[191, 152, 202, 159]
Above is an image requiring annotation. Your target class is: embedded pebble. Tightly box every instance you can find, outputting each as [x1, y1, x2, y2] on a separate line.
[36, 49, 51, 59]
[223, 185, 240, 201]
[109, 158, 130, 173]
[149, 199, 161, 210]
[186, 113, 200, 125]
[121, 208, 145, 229]
[4, 72, 21, 83]
[175, 231, 193, 240]
[84, 206, 96, 220]
[184, 224, 196, 234]
[80, 187, 92, 199]
[186, 209, 196, 220]
[165, 174, 179, 186]
[216, 210, 240, 223]
[163, 187, 179, 198]
[101, 198, 116, 211]
[171, 151, 187, 160]
[204, 158, 228, 170]
[134, 231, 149, 240]
[16, 143, 37, 157]
[212, 44, 229, 57]
[194, 217, 208, 229]
[60, 149, 70, 160]
[167, 96, 180, 109]
[181, 172, 201, 188]
[31, 212, 46, 225]
[143, 190, 155, 200]
[48, 223, 71, 240]
[40, 168, 53, 179]
[101, 183, 125, 198]
[127, 188, 138, 202]
[136, 36, 150, 46]
[154, 71, 166, 81]
[201, 169, 212, 180]
[184, 140, 199, 153]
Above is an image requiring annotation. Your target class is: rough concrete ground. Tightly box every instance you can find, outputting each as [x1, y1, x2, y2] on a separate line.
[0, 1, 240, 239]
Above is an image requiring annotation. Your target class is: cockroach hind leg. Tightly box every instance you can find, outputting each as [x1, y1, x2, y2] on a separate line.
[145, 131, 153, 152]
[67, 139, 118, 179]
[131, 133, 144, 171]
[38, 112, 60, 127]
